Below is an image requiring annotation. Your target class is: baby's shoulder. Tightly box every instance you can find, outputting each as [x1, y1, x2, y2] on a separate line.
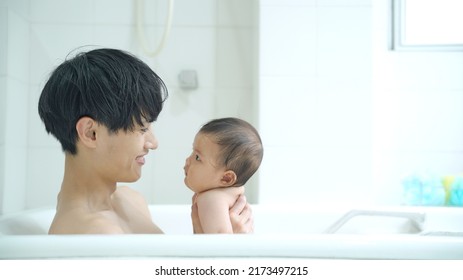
[197, 186, 244, 204]
[222, 185, 245, 196]
[115, 185, 142, 196]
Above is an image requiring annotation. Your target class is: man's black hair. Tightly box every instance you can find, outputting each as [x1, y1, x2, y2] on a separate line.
[38, 48, 168, 154]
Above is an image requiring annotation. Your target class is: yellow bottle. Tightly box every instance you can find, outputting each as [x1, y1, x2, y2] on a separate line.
[442, 174, 463, 206]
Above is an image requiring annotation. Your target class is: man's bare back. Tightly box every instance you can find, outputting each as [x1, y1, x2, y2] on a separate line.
[49, 186, 163, 234]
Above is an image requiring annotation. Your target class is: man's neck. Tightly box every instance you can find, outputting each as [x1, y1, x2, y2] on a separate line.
[58, 153, 117, 211]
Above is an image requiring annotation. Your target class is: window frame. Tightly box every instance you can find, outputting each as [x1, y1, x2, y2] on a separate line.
[391, 0, 463, 51]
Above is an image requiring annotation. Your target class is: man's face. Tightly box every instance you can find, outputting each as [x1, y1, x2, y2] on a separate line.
[95, 121, 158, 183]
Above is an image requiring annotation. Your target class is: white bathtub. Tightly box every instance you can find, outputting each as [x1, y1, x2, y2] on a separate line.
[0, 204, 462, 259]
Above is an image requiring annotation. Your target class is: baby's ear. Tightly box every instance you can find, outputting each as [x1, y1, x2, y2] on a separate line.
[220, 170, 237, 187]
[75, 116, 97, 148]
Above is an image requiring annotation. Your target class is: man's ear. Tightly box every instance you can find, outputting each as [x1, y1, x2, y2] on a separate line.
[220, 170, 237, 187]
[75, 117, 98, 149]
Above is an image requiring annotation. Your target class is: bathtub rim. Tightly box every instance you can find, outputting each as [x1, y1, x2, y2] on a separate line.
[2, 204, 463, 235]
[1, 233, 462, 260]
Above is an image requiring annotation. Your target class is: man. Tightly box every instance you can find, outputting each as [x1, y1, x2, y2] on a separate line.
[38, 48, 253, 234]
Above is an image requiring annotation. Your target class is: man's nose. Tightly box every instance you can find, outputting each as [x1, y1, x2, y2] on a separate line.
[145, 131, 158, 150]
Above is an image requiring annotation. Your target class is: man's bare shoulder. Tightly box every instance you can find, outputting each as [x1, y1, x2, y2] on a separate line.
[112, 185, 151, 216]
[49, 186, 162, 234]
[113, 186, 147, 203]
[49, 209, 124, 234]
[111, 186, 164, 233]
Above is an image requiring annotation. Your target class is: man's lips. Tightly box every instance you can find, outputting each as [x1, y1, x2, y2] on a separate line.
[136, 155, 147, 165]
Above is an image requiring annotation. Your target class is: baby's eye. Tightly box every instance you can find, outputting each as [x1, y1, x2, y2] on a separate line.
[195, 154, 200, 161]
[141, 127, 149, 133]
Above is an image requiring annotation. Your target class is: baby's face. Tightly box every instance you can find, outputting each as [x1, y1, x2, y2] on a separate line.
[183, 133, 225, 193]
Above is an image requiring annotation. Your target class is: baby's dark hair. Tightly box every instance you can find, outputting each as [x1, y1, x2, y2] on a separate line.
[199, 117, 263, 187]
[38, 48, 168, 155]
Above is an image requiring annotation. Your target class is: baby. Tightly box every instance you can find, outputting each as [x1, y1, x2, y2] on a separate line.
[184, 117, 263, 233]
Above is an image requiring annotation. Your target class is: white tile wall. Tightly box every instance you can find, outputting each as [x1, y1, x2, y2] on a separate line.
[383, 53, 463, 91]
[155, 26, 216, 88]
[0, 9, 6, 148]
[29, 24, 94, 84]
[216, 27, 254, 88]
[214, 88, 255, 119]
[94, 0, 134, 25]
[3, 79, 29, 212]
[26, 147, 63, 208]
[0, 8, 7, 77]
[93, 25, 138, 51]
[6, 9, 29, 82]
[5, 79, 29, 148]
[0, 7, 29, 214]
[258, 76, 319, 147]
[0, 4, 4, 210]
[160, 0, 216, 27]
[259, 0, 463, 206]
[0, 146, 4, 210]
[154, 87, 216, 148]
[0, 0, 29, 19]
[318, 0, 371, 6]
[260, 0, 427, 206]
[217, 0, 256, 27]
[0, 82, 5, 212]
[259, 5, 317, 77]
[371, 0, 463, 205]
[262, 0, 316, 7]
[3, 146, 27, 211]
[0, 78, 6, 146]
[30, 0, 93, 24]
[150, 146, 193, 204]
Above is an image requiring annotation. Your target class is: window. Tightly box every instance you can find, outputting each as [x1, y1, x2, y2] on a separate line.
[392, 0, 463, 51]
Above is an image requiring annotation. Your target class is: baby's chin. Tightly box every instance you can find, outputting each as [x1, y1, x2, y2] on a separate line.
[184, 178, 194, 191]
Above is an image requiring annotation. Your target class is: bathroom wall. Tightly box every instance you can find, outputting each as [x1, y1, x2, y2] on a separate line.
[371, 0, 463, 205]
[0, 0, 258, 213]
[0, 1, 30, 214]
[258, 0, 463, 207]
[258, 0, 373, 207]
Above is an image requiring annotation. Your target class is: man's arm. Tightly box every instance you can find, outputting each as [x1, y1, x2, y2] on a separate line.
[191, 193, 204, 234]
[229, 195, 254, 233]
